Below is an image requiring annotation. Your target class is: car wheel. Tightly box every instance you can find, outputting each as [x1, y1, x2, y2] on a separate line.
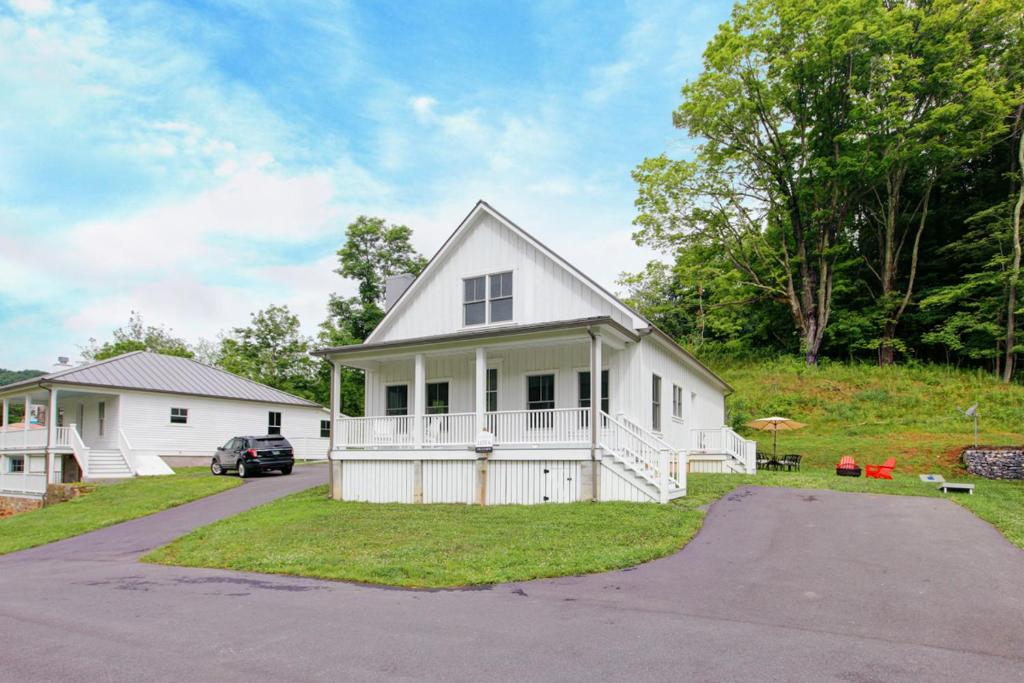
[237, 460, 250, 478]
[211, 459, 224, 476]
[280, 466, 293, 475]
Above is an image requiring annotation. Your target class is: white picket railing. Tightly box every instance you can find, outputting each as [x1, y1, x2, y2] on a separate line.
[487, 408, 590, 446]
[691, 427, 756, 474]
[0, 426, 47, 451]
[599, 411, 682, 500]
[336, 415, 416, 448]
[423, 412, 476, 447]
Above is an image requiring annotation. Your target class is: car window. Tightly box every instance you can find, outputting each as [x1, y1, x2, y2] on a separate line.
[222, 438, 236, 450]
[254, 437, 288, 449]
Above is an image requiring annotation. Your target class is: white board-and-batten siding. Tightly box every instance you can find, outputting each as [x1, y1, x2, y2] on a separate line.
[56, 394, 121, 450]
[117, 390, 329, 459]
[370, 213, 642, 343]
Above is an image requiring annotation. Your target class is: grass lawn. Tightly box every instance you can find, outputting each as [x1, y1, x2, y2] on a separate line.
[0, 468, 241, 555]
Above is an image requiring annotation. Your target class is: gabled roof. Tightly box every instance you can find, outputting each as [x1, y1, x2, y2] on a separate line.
[0, 351, 322, 408]
[365, 200, 648, 343]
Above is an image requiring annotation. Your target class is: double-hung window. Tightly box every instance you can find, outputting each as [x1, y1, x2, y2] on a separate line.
[385, 385, 409, 416]
[486, 368, 498, 412]
[268, 411, 282, 435]
[8, 455, 24, 473]
[170, 407, 188, 425]
[577, 370, 610, 414]
[672, 385, 683, 419]
[320, 420, 331, 438]
[652, 375, 662, 432]
[463, 271, 514, 325]
[426, 382, 450, 415]
[527, 374, 555, 429]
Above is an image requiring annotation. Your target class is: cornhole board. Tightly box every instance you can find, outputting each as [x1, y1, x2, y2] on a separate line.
[938, 482, 974, 495]
[919, 474, 945, 483]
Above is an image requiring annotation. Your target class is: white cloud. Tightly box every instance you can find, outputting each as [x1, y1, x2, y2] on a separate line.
[9, 0, 53, 16]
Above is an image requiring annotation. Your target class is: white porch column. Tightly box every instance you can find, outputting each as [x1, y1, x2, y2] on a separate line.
[46, 388, 58, 486]
[2, 398, 8, 427]
[590, 333, 602, 446]
[474, 347, 487, 434]
[23, 394, 31, 431]
[328, 359, 342, 500]
[413, 353, 425, 448]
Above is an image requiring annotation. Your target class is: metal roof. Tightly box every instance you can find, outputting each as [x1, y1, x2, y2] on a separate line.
[0, 352, 323, 407]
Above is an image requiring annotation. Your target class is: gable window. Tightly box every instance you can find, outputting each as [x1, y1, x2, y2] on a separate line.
[486, 368, 498, 412]
[98, 401, 106, 437]
[464, 271, 514, 325]
[652, 375, 662, 432]
[426, 381, 450, 415]
[8, 455, 24, 473]
[268, 411, 282, 435]
[672, 385, 684, 419]
[170, 407, 188, 425]
[463, 276, 487, 325]
[385, 385, 409, 416]
[320, 420, 331, 438]
[489, 271, 513, 322]
[577, 370, 610, 414]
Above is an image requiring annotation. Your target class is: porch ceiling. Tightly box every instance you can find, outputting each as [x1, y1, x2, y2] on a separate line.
[318, 317, 636, 370]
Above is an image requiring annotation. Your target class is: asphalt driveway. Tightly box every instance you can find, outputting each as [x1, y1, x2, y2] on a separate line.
[1, 481, 1022, 682]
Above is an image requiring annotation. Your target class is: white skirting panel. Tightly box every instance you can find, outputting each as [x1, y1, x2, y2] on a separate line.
[422, 460, 475, 504]
[487, 460, 580, 505]
[688, 457, 727, 473]
[600, 461, 655, 502]
[342, 460, 415, 503]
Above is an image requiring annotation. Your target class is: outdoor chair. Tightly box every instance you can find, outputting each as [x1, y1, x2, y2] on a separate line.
[780, 454, 802, 471]
[756, 451, 772, 471]
[865, 457, 896, 480]
[835, 455, 861, 477]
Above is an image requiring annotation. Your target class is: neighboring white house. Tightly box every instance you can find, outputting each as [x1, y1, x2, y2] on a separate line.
[317, 201, 756, 505]
[0, 351, 330, 499]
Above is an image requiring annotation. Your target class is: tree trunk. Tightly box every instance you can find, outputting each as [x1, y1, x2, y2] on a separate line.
[1003, 105, 1023, 383]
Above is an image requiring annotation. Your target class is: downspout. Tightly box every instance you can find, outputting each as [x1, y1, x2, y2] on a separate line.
[587, 328, 598, 502]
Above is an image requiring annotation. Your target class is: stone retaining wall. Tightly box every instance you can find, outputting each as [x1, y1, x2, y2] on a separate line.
[0, 494, 43, 518]
[962, 447, 1024, 480]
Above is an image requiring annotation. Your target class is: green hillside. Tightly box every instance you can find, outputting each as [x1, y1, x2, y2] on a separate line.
[0, 369, 44, 387]
[713, 357, 1024, 475]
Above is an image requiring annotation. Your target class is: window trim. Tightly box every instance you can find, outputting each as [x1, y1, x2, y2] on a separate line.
[170, 407, 189, 425]
[652, 374, 662, 433]
[672, 384, 684, 420]
[384, 383, 410, 417]
[461, 267, 516, 328]
[267, 411, 282, 435]
[8, 455, 25, 473]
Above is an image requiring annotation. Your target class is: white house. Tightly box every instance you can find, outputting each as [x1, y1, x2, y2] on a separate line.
[0, 351, 330, 500]
[317, 201, 756, 505]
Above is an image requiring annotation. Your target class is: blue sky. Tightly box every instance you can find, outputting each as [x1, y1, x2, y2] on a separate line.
[0, 0, 728, 370]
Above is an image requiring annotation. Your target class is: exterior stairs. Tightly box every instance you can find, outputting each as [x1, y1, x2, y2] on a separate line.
[86, 449, 133, 479]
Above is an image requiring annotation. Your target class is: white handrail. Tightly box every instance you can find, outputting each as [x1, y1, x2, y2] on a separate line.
[488, 408, 590, 446]
[68, 425, 91, 479]
[599, 411, 682, 493]
[118, 429, 136, 475]
[690, 427, 757, 474]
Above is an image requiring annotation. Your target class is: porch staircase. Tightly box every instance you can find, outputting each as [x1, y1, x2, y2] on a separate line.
[85, 449, 133, 479]
[598, 412, 685, 503]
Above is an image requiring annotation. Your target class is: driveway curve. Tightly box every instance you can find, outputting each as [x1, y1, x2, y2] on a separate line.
[1, 483, 1022, 682]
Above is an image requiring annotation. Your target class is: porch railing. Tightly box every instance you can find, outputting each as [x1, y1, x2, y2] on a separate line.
[690, 427, 757, 474]
[599, 411, 682, 500]
[335, 408, 593, 449]
[0, 425, 74, 452]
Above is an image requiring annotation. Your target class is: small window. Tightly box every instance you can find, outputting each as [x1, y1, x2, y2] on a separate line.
[170, 407, 188, 424]
[463, 276, 486, 325]
[320, 420, 331, 438]
[385, 385, 409, 416]
[486, 368, 498, 412]
[578, 370, 610, 414]
[672, 385, 683, 419]
[489, 271, 513, 322]
[652, 375, 662, 432]
[268, 411, 282, 435]
[8, 455, 24, 473]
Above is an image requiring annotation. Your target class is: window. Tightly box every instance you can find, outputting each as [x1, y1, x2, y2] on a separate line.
[463, 276, 487, 325]
[463, 271, 514, 325]
[486, 368, 498, 412]
[527, 374, 555, 429]
[98, 401, 105, 437]
[268, 411, 282, 435]
[652, 375, 662, 432]
[8, 455, 25, 473]
[170, 407, 188, 424]
[222, 438, 237, 450]
[385, 385, 409, 416]
[320, 420, 331, 438]
[426, 382, 449, 415]
[578, 370, 610, 414]
[672, 385, 684, 419]
[489, 271, 513, 322]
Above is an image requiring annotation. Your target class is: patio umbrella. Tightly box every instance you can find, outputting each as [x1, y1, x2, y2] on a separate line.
[747, 416, 807, 459]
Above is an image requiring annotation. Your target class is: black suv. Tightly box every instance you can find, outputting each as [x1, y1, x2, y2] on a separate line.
[211, 435, 294, 478]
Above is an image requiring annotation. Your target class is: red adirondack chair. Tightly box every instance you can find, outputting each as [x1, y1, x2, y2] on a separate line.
[835, 455, 860, 477]
[865, 457, 897, 480]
